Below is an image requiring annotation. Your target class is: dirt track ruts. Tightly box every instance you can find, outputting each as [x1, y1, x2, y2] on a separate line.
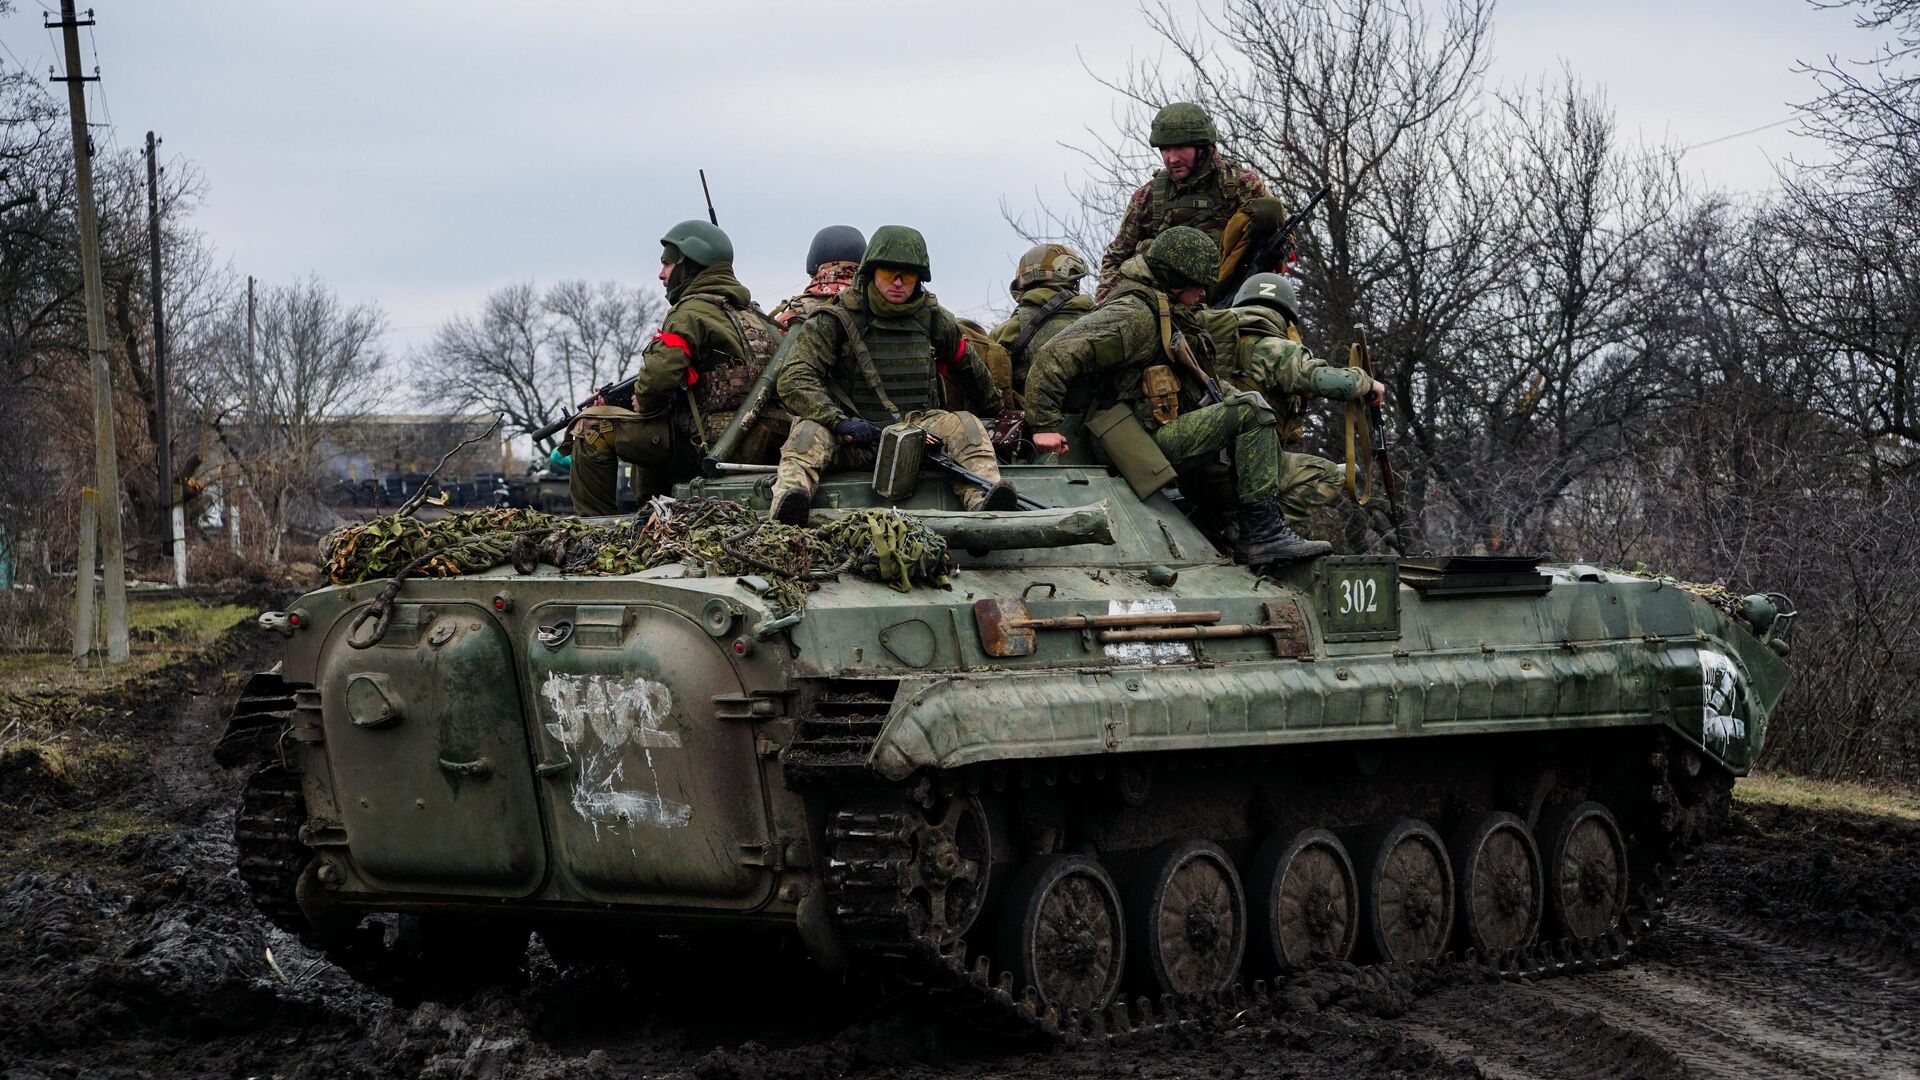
[2, 626, 1917, 1079]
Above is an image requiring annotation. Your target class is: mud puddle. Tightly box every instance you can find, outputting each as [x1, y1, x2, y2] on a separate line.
[2, 636, 1916, 1079]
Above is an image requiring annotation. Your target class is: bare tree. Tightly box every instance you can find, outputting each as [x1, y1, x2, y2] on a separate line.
[195, 277, 390, 561]
[418, 279, 663, 449]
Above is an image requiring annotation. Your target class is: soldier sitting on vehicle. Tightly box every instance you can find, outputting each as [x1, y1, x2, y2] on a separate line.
[1025, 226, 1332, 568]
[989, 243, 1095, 399]
[768, 225, 1021, 525]
[567, 220, 781, 515]
[1221, 272, 1383, 530]
[769, 225, 866, 329]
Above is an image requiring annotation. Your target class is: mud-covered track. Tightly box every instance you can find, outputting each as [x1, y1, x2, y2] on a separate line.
[1515, 906, 1920, 1080]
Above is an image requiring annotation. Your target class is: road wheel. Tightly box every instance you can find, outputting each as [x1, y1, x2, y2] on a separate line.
[1450, 811, 1542, 955]
[1000, 854, 1126, 1015]
[903, 791, 993, 945]
[1354, 818, 1454, 964]
[1126, 839, 1246, 995]
[1539, 801, 1629, 939]
[1249, 827, 1358, 972]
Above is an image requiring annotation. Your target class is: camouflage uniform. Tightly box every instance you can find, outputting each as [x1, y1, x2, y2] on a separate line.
[1096, 104, 1270, 301]
[771, 226, 1014, 521]
[987, 244, 1095, 396]
[1221, 291, 1370, 527]
[770, 261, 858, 329]
[1028, 227, 1329, 564]
[569, 222, 780, 516]
[771, 227, 866, 328]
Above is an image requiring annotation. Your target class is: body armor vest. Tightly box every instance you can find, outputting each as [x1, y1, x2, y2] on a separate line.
[681, 292, 780, 445]
[1230, 307, 1306, 439]
[826, 303, 940, 421]
[1145, 161, 1251, 242]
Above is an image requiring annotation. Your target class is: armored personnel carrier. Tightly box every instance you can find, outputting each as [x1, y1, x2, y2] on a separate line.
[221, 464, 1792, 1031]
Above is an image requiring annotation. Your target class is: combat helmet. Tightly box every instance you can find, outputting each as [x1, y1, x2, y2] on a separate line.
[1012, 243, 1090, 291]
[661, 220, 733, 266]
[806, 225, 867, 275]
[1149, 102, 1218, 148]
[859, 225, 932, 282]
[1145, 225, 1220, 290]
[1232, 272, 1300, 321]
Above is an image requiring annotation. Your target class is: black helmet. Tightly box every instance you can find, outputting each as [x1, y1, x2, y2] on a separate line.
[805, 225, 867, 275]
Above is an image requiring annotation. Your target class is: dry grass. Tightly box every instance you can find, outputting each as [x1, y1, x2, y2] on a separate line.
[1734, 771, 1920, 823]
[0, 598, 253, 700]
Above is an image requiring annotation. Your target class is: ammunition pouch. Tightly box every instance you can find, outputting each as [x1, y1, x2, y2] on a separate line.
[1087, 402, 1177, 499]
[1141, 364, 1181, 425]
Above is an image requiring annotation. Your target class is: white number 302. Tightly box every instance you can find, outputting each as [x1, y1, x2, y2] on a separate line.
[1338, 577, 1379, 615]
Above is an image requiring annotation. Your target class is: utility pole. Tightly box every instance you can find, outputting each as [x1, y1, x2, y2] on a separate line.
[145, 130, 183, 586]
[233, 275, 255, 554]
[53, 0, 128, 663]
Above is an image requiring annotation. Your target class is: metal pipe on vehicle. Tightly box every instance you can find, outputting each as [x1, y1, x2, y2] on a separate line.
[1014, 611, 1222, 631]
[1096, 622, 1280, 643]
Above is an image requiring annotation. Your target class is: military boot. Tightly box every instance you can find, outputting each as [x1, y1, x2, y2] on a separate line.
[982, 480, 1023, 511]
[770, 487, 812, 526]
[1240, 497, 1331, 566]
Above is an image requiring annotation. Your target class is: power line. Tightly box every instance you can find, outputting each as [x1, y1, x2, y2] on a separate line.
[1674, 116, 1796, 157]
[0, 33, 32, 74]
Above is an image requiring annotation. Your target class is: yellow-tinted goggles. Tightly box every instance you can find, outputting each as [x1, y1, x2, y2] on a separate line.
[872, 267, 920, 291]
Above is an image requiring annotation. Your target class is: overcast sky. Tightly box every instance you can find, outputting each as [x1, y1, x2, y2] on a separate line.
[0, 0, 1877, 363]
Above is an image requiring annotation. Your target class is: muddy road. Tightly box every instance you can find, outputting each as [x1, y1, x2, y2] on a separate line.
[2, 633, 1916, 1079]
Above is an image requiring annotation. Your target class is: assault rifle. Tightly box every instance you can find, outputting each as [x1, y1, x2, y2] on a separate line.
[1349, 327, 1403, 552]
[529, 374, 639, 444]
[1216, 184, 1332, 302]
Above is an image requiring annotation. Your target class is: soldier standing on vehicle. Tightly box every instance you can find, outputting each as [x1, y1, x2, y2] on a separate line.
[567, 220, 781, 515]
[769, 226, 1020, 525]
[1221, 273, 1383, 528]
[1095, 102, 1271, 302]
[770, 225, 867, 329]
[989, 243, 1095, 399]
[1027, 226, 1331, 567]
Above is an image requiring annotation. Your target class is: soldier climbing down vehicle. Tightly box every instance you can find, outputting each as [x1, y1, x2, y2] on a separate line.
[1026, 226, 1331, 567]
[567, 219, 781, 515]
[769, 225, 1019, 524]
[1221, 272, 1384, 530]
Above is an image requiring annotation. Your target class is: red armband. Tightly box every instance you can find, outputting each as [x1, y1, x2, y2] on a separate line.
[652, 330, 692, 357]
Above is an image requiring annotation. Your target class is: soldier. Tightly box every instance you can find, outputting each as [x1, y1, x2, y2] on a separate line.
[1095, 102, 1271, 302]
[1222, 273, 1384, 528]
[769, 225, 1020, 524]
[1026, 226, 1331, 566]
[770, 225, 866, 329]
[988, 243, 1095, 397]
[567, 219, 780, 515]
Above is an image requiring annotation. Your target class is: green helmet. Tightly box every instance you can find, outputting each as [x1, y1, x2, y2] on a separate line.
[859, 224, 932, 281]
[1012, 243, 1089, 291]
[1149, 102, 1217, 149]
[1232, 272, 1300, 320]
[1145, 226, 1219, 290]
[660, 219, 733, 267]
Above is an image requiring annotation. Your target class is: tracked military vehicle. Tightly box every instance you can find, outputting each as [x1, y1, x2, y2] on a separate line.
[221, 464, 1792, 1032]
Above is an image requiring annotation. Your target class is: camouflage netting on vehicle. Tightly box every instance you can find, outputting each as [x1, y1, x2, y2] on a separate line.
[321, 498, 950, 613]
[1614, 568, 1744, 616]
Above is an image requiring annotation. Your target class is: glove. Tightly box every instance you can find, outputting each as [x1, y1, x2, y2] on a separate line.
[834, 418, 882, 446]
